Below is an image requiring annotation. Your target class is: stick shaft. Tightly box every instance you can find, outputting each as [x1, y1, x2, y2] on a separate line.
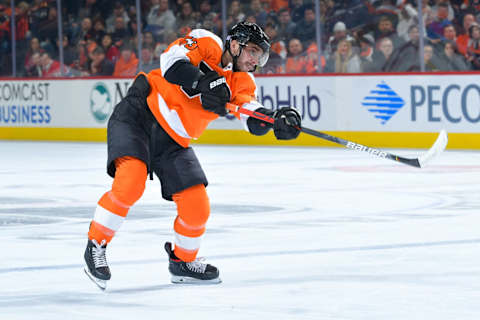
[226, 103, 421, 167]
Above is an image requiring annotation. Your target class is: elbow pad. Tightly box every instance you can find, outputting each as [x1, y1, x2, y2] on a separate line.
[247, 107, 274, 136]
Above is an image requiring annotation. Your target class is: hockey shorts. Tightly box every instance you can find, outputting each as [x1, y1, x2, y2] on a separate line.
[106, 74, 208, 201]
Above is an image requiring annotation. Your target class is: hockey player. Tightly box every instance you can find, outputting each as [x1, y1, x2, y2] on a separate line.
[83, 21, 301, 289]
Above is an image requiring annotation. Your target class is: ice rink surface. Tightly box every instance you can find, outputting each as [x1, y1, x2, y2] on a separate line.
[1, 140, 479, 320]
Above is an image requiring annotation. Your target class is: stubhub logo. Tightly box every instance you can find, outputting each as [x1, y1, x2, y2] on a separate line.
[362, 81, 405, 125]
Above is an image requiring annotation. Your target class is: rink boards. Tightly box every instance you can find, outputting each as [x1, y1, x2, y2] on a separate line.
[0, 73, 479, 149]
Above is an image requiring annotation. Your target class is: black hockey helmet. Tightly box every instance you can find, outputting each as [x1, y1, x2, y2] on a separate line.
[226, 21, 270, 68]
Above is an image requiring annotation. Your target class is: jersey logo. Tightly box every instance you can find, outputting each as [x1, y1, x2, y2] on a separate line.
[179, 35, 198, 50]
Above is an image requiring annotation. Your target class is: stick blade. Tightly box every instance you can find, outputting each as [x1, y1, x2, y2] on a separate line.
[418, 130, 448, 168]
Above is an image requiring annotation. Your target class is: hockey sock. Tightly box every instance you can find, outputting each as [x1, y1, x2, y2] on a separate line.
[172, 184, 210, 262]
[88, 156, 147, 243]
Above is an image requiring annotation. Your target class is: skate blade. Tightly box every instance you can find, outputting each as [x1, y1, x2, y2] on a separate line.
[84, 266, 107, 290]
[171, 275, 222, 285]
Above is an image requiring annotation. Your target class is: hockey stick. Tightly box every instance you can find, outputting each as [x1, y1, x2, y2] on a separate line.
[226, 103, 448, 168]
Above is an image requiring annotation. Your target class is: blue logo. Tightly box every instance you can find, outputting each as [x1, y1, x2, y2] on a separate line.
[362, 81, 405, 124]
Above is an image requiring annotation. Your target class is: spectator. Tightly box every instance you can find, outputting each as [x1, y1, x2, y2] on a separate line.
[427, 3, 452, 39]
[92, 18, 107, 45]
[384, 25, 426, 72]
[199, 0, 215, 18]
[111, 16, 129, 48]
[285, 38, 307, 73]
[396, 0, 434, 41]
[264, 23, 287, 59]
[324, 38, 362, 73]
[40, 51, 62, 77]
[305, 43, 325, 73]
[407, 24, 421, 44]
[439, 40, 470, 70]
[113, 44, 138, 77]
[57, 35, 77, 67]
[277, 8, 296, 42]
[142, 31, 156, 50]
[24, 37, 44, 72]
[456, 13, 475, 55]
[375, 15, 405, 50]
[358, 33, 376, 72]
[14, 2, 29, 42]
[431, 0, 455, 21]
[29, 0, 50, 34]
[36, 6, 58, 47]
[197, 0, 218, 30]
[246, 0, 268, 28]
[226, 0, 246, 29]
[466, 23, 480, 69]
[423, 44, 441, 71]
[25, 52, 42, 77]
[443, 23, 458, 42]
[101, 34, 120, 63]
[325, 21, 355, 60]
[85, 35, 99, 61]
[372, 37, 394, 71]
[201, 12, 219, 33]
[126, 14, 141, 39]
[290, 0, 305, 23]
[176, 1, 199, 30]
[146, 0, 176, 38]
[106, 1, 130, 34]
[71, 42, 89, 75]
[89, 46, 114, 76]
[72, 17, 93, 45]
[292, 4, 317, 48]
[137, 46, 158, 73]
[397, 2, 420, 41]
[25, 52, 42, 78]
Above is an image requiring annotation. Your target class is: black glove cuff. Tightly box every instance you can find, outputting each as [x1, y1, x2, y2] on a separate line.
[247, 107, 274, 136]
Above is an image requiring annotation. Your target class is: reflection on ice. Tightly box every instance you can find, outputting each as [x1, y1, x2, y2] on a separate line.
[1, 141, 479, 319]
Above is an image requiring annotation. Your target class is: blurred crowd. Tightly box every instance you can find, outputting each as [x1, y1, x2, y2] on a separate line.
[0, 0, 479, 77]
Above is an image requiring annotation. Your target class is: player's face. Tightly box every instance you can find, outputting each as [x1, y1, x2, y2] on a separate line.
[237, 42, 263, 72]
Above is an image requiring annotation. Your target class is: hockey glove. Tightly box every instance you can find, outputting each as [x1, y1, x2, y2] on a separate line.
[273, 107, 301, 140]
[195, 70, 230, 116]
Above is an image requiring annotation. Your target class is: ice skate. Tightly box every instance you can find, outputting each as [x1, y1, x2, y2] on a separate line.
[165, 242, 221, 284]
[84, 239, 111, 290]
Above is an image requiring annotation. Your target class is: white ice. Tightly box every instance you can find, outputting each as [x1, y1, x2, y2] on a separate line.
[1, 140, 479, 319]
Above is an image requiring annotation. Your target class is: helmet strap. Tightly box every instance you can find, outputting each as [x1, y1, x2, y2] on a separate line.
[226, 41, 244, 72]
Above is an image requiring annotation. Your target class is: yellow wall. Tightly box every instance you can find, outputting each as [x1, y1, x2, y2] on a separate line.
[0, 127, 475, 149]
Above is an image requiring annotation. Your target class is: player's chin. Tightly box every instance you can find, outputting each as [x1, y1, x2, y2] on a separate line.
[245, 64, 256, 72]
[238, 63, 255, 72]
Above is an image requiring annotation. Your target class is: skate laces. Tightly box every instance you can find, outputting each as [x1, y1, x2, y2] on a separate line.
[186, 257, 207, 273]
[91, 239, 108, 268]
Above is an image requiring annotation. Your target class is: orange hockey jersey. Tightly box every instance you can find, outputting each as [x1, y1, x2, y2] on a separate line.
[145, 29, 261, 147]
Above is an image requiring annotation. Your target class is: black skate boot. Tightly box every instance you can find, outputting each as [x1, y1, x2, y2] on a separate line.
[165, 242, 221, 284]
[84, 239, 111, 290]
